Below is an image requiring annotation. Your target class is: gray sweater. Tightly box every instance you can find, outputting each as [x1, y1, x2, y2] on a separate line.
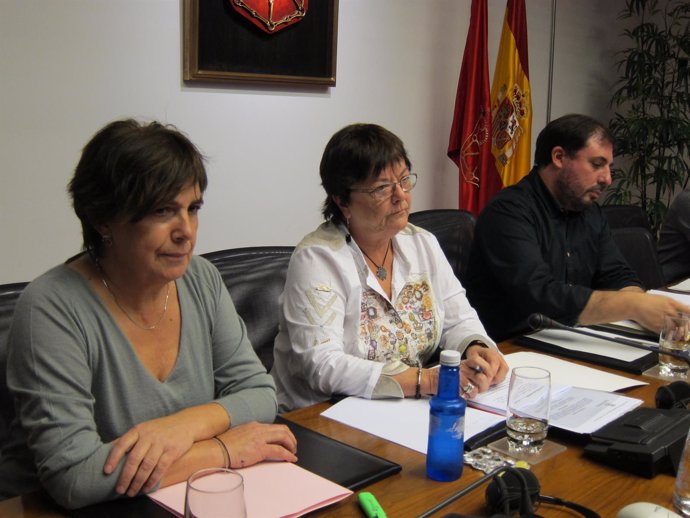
[0, 256, 277, 509]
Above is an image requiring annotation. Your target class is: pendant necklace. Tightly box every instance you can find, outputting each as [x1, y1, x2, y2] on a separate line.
[98, 264, 171, 331]
[360, 240, 392, 281]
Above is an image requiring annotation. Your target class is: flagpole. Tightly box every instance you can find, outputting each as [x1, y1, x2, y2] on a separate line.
[546, 0, 557, 124]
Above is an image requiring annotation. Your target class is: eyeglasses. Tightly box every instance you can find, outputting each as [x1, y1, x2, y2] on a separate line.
[350, 173, 418, 201]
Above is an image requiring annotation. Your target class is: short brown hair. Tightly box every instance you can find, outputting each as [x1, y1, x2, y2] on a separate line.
[69, 119, 207, 257]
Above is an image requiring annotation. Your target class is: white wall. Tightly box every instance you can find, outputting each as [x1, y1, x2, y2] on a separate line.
[0, 0, 623, 284]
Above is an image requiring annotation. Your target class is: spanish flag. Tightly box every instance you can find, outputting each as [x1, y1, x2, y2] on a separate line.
[489, 0, 532, 188]
[447, 0, 499, 216]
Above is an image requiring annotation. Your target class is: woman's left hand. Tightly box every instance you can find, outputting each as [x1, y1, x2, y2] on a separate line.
[105, 413, 196, 497]
[460, 345, 509, 399]
[218, 421, 298, 469]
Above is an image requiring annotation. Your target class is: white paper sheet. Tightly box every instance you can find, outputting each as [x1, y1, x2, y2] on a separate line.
[650, 289, 690, 306]
[503, 351, 647, 390]
[668, 279, 690, 292]
[321, 396, 503, 454]
[527, 328, 653, 362]
[470, 375, 642, 434]
[547, 386, 642, 434]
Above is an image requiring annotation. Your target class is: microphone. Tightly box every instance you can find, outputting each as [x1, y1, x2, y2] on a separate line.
[345, 233, 352, 243]
[527, 313, 690, 365]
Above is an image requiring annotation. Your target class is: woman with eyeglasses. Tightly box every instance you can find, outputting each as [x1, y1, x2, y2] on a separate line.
[271, 123, 508, 412]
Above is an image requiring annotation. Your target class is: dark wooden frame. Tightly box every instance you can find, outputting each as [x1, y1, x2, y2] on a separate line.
[183, 0, 338, 86]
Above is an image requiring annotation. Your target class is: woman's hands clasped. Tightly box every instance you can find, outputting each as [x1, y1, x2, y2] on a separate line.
[104, 416, 297, 497]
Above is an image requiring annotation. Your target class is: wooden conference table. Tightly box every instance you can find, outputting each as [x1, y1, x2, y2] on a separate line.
[0, 341, 678, 518]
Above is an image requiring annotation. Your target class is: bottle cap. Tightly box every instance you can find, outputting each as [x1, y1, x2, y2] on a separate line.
[440, 349, 461, 366]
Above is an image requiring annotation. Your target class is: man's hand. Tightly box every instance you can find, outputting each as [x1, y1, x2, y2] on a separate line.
[581, 289, 690, 333]
[632, 293, 690, 333]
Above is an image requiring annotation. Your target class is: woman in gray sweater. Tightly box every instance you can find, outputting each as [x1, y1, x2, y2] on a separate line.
[0, 119, 296, 509]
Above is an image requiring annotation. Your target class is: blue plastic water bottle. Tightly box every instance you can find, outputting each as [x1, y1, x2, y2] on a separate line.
[426, 349, 465, 481]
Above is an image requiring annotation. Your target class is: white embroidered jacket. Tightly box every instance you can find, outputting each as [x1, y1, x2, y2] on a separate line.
[270, 222, 496, 412]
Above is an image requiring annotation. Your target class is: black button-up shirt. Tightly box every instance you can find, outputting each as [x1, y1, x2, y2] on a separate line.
[465, 168, 641, 341]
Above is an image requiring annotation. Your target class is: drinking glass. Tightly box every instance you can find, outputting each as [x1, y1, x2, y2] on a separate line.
[184, 468, 246, 518]
[506, 367, 551, 455]
[659, 314, 690, 378]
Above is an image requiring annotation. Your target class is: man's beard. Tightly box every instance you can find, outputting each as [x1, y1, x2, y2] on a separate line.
[555, 176, 604, 212]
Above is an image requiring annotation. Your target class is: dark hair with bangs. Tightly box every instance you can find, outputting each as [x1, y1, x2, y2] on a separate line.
[68, 119, 207, 258]
[320, 123, 411, 223]
[534, 113, 614, 168]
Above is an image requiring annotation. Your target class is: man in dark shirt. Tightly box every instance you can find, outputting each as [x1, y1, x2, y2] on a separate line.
[465, 114, 689, 341]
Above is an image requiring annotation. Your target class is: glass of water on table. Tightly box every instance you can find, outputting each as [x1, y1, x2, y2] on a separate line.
[659, 314, 690, 378]
[506, 366, 551, 455]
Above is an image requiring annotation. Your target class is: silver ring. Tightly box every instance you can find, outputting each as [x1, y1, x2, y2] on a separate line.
[462, 382, 475, 394]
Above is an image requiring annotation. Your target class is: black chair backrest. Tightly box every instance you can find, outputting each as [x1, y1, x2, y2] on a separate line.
[408, 209, 476, 284]
[611, 226, 665, 290]
[0, 282, 28, 443]
[202, 246, 293, 372]
[602, 204, 651, 231]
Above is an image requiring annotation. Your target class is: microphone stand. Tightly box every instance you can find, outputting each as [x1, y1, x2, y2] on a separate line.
[529, 314, 690, 366]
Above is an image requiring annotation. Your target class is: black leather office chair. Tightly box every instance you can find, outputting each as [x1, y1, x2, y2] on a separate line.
[0, 282, 28, 443]
[602, 204, 651, 231]
[202, 246, 293, 372]
[408, 209, 476, 284]
[611, 226, 666, 290]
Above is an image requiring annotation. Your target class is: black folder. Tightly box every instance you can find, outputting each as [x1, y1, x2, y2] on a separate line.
[463, 420, 507, 451]
[513, 333, 658, 374]
[274, 415, 402, 491]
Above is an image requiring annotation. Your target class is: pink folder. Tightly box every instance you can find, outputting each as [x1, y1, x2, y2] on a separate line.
[149, 461, 352, 518]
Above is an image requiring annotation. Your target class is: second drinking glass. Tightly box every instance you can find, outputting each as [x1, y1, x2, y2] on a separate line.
[506, 366, 551, 455]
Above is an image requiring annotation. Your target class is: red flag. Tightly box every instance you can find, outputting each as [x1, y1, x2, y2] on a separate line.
[489, 0, 532, 187]
[447, 0, 500, 216]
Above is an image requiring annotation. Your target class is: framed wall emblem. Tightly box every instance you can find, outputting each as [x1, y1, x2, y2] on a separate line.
[183, 0, 338, 86]
[230, 0, 308, 34]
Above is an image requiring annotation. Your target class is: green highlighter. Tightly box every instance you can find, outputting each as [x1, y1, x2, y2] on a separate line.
[358, 492, 387, 518]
